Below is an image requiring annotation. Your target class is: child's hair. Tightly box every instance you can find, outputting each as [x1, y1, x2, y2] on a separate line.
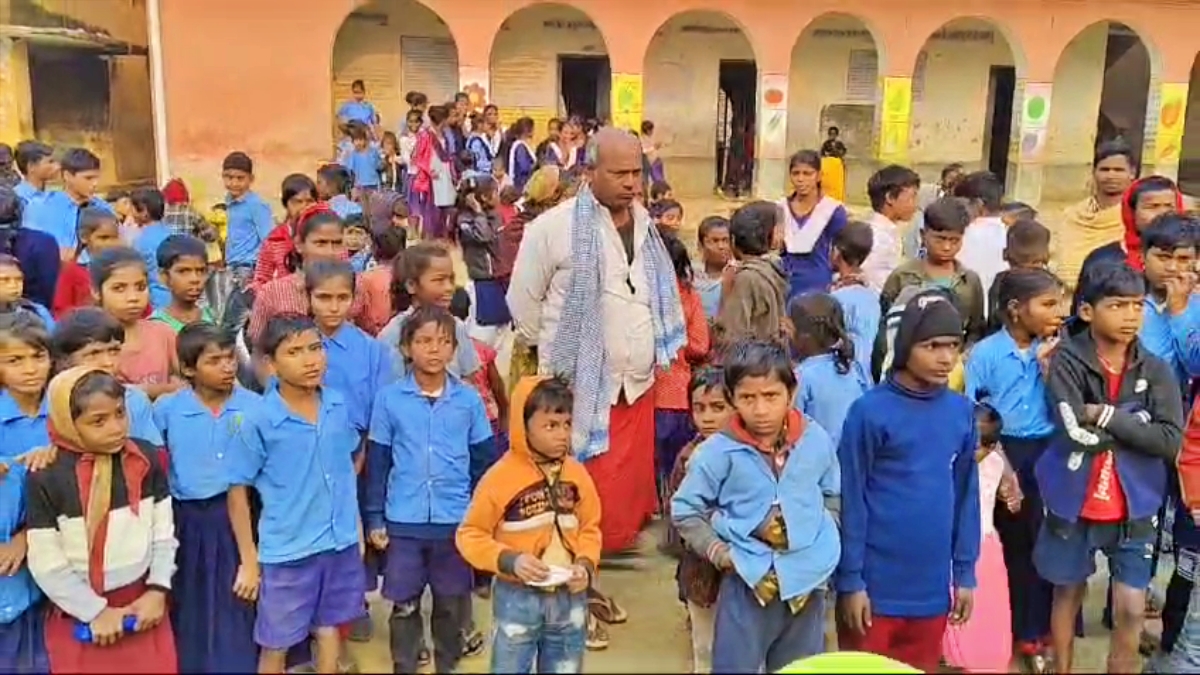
[941, 162, 965, 182]
[390, 242, 452, 313]
[69, 370, 126, 420]
[347, 122, 370, 143]
[371, 226, 407, 264]
[974, 402, 1003, 446]
[89, 246, 147, 291]
[660, 232, 692, 283]
[1002, 201, 1037, 220]
[257, 314, 317, 357]
[789, 293, 855, 374]
[177, 323, 236, 373]
[344, 212, 367, 235]
[524, 376, 574, 425]
[60, 148, 101, 175]
[996, 268, 1064, 326]
[923, 197, 971, 233]
[689, 366, 729, 402]
[14, 140, 53, 175]
[1004, 219, 1051, 264]
[304, 259, 357, 295]
[222, 151, 253, 174]
[405, 91, 428, 108]
[1093, 140, 1135, 169]
[1078, 262, 1146, 307]
[723, 340, 798, 394]
[650, 199, 682, 221]
[640, 120, 655, 136]
[76, 207, 117, 250]
[649, 181, 672, 202]
[0, 311, 52, 355]
[953, 171, 1004, 213]
[130, 187, 166, 221]
[317, 164, 352, 197]
[285, 208, 344, 273]
[104, 188, 130, 204]
[405, 109, 423, 127]
[399, 304, 457, 348]
[697, 215, 729, 245]
[448, 287, 470, 322]
[50, 307, 124, 363]
[1141, 212, 1196, 253]
[156, 234, 207, 272]
[456, 174, 497, 211]
[729, 200, 779, 256]
[427, 105, 449, 126]
[281, 173, 318, 208]
[867, 165, 921, 212]
[381, 131, 400, 151]
[834, 220, 873, 267]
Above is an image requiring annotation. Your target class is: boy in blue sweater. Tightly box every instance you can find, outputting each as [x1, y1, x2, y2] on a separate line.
[672, 340, 840, 674]
[836, 289, 981, 673]
[1034, 263, 1183, 673]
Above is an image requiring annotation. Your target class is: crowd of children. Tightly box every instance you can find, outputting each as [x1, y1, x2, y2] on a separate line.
[3, 92, 1200, 675]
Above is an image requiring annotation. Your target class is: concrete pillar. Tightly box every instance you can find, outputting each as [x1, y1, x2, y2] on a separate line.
[877, 76, 913, 165]
[459, 64, 490, 113]
[610, 72, 643, 134]
[1009, 81, 1053, 206]
[755, 72, 789, 199]
[1150, 81, 1190, 180]
[0, 38, 34, 143]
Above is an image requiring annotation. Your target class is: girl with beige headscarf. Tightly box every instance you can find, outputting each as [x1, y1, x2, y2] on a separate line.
[25, 367, 178, 673]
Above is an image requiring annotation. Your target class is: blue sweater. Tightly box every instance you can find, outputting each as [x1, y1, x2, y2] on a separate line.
[836, 378, 980, 618]
[672, 416, 841, 601]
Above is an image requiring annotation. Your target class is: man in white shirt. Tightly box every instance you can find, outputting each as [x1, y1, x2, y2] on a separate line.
[863, 165, 921, 290]
[954, 170, 1009, 302]
[507, 128, 682, 650]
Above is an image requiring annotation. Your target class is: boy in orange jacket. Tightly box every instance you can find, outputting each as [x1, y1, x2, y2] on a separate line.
[456, 376, 602, 673]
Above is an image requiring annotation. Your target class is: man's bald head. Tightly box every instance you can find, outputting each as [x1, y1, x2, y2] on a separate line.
[586, 128, 643, 211]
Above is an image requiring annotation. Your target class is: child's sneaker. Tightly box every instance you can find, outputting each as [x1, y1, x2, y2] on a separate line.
[461, 628, 486, 658]
[585, 612, 609, 651]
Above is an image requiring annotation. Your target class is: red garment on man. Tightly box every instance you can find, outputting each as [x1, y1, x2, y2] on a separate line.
[584, 388, 658, 553]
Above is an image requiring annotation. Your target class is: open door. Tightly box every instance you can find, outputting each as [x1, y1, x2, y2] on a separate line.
[984, 65, 1016, 185]
[108, 55, 157, 184]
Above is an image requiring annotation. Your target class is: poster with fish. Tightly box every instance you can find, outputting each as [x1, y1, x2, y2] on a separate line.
[1155, 82, 1189, 165]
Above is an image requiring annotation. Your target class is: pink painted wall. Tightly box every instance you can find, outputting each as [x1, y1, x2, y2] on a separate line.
[157, 0, 1199, 206]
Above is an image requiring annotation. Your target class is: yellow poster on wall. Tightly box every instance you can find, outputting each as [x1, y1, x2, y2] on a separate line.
[499, 107, 557, 145]
[879, 76, 912, 163]
[1155, 82, 1189, 165]
[611, 73, 643, 132]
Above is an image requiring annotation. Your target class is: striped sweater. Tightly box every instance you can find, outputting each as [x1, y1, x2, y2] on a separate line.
[25, 440, 177, 622]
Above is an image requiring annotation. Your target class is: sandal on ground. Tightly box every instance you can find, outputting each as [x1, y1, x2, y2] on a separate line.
[587, 591, 628, 625]
[461, 628, 486, 658]
[586, 612, 610, 651]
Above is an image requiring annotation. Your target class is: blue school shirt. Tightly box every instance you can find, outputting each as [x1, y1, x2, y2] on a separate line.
[153, 386, 262, 501]
[126, 386, 164, 446]
[22, 191, 113, 250]
[963, 329, 1056, 440]
[793, 354, 871, 447]
[1141, 296, 1200, 392]
[337, 100, 377, 126]
[780, 204, 848, 299]
[228, 385, 361, 564]
[832, 284, 881, 381]
[345, 147, 382, 189]
[836, 378, 980, 618]
[224, 191, 275, 268]
[134, 222, 173, 310]
[671, 419, 840, 602]
[694, 273, 722, 320]
[0, 392, 46, 622]
[377, 309, 480, 378]
[364, 373, 494, 538]
[328, 194, 363, 219]
[321, 323, 396, 434]
[349, 250, 373, 273]
[14, 181, 46, 205]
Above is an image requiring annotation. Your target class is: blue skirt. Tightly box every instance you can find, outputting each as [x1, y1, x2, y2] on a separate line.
[473, 278, 512, 327]
[0, 604, 48, 674]
[172, 495, 259, 674]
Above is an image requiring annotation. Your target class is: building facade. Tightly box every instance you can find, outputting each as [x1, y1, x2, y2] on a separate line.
[151, 0, 1200, 205]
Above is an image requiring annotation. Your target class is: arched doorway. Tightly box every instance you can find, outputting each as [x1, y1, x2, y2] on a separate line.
[488, 3, 610, 142]
[908, 18, 1022, 185]
[1176, 52, 1200, 193]
[642, 11, 756, 197]
[330, 0, 459, 141]
[787, 13, 883, 197]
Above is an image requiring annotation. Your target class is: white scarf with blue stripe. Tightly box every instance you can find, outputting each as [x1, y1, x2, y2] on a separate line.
[547, 188, 685, 461]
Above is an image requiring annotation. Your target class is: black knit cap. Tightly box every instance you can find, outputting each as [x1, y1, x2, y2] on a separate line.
[892, 289, 963, 371]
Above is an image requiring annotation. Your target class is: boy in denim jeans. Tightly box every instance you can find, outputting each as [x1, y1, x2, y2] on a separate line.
[456, 377, 601, 673]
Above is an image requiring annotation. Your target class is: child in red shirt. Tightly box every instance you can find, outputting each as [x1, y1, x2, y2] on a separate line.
[53, 208, 121, 318]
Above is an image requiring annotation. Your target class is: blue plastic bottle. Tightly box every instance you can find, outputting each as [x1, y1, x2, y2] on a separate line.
[73, 616, 138, 642]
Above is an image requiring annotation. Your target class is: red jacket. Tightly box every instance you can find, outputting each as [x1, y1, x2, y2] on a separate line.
[53, 260, 93, 319]
[251, 222, 294, 291]
[1179, 396, 1200, 513]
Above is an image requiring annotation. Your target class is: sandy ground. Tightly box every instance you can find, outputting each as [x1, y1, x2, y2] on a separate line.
[391, 194, 1155, 672]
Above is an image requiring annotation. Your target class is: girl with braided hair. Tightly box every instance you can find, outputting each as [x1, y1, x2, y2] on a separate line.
[789, 293, 870, 446]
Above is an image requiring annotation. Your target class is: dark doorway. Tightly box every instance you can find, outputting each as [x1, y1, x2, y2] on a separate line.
[1096, 23, 1150, 169]
[559, 55, 611, 121]
[984, 65, 1016, 185]
[715, 60, 757, 197]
